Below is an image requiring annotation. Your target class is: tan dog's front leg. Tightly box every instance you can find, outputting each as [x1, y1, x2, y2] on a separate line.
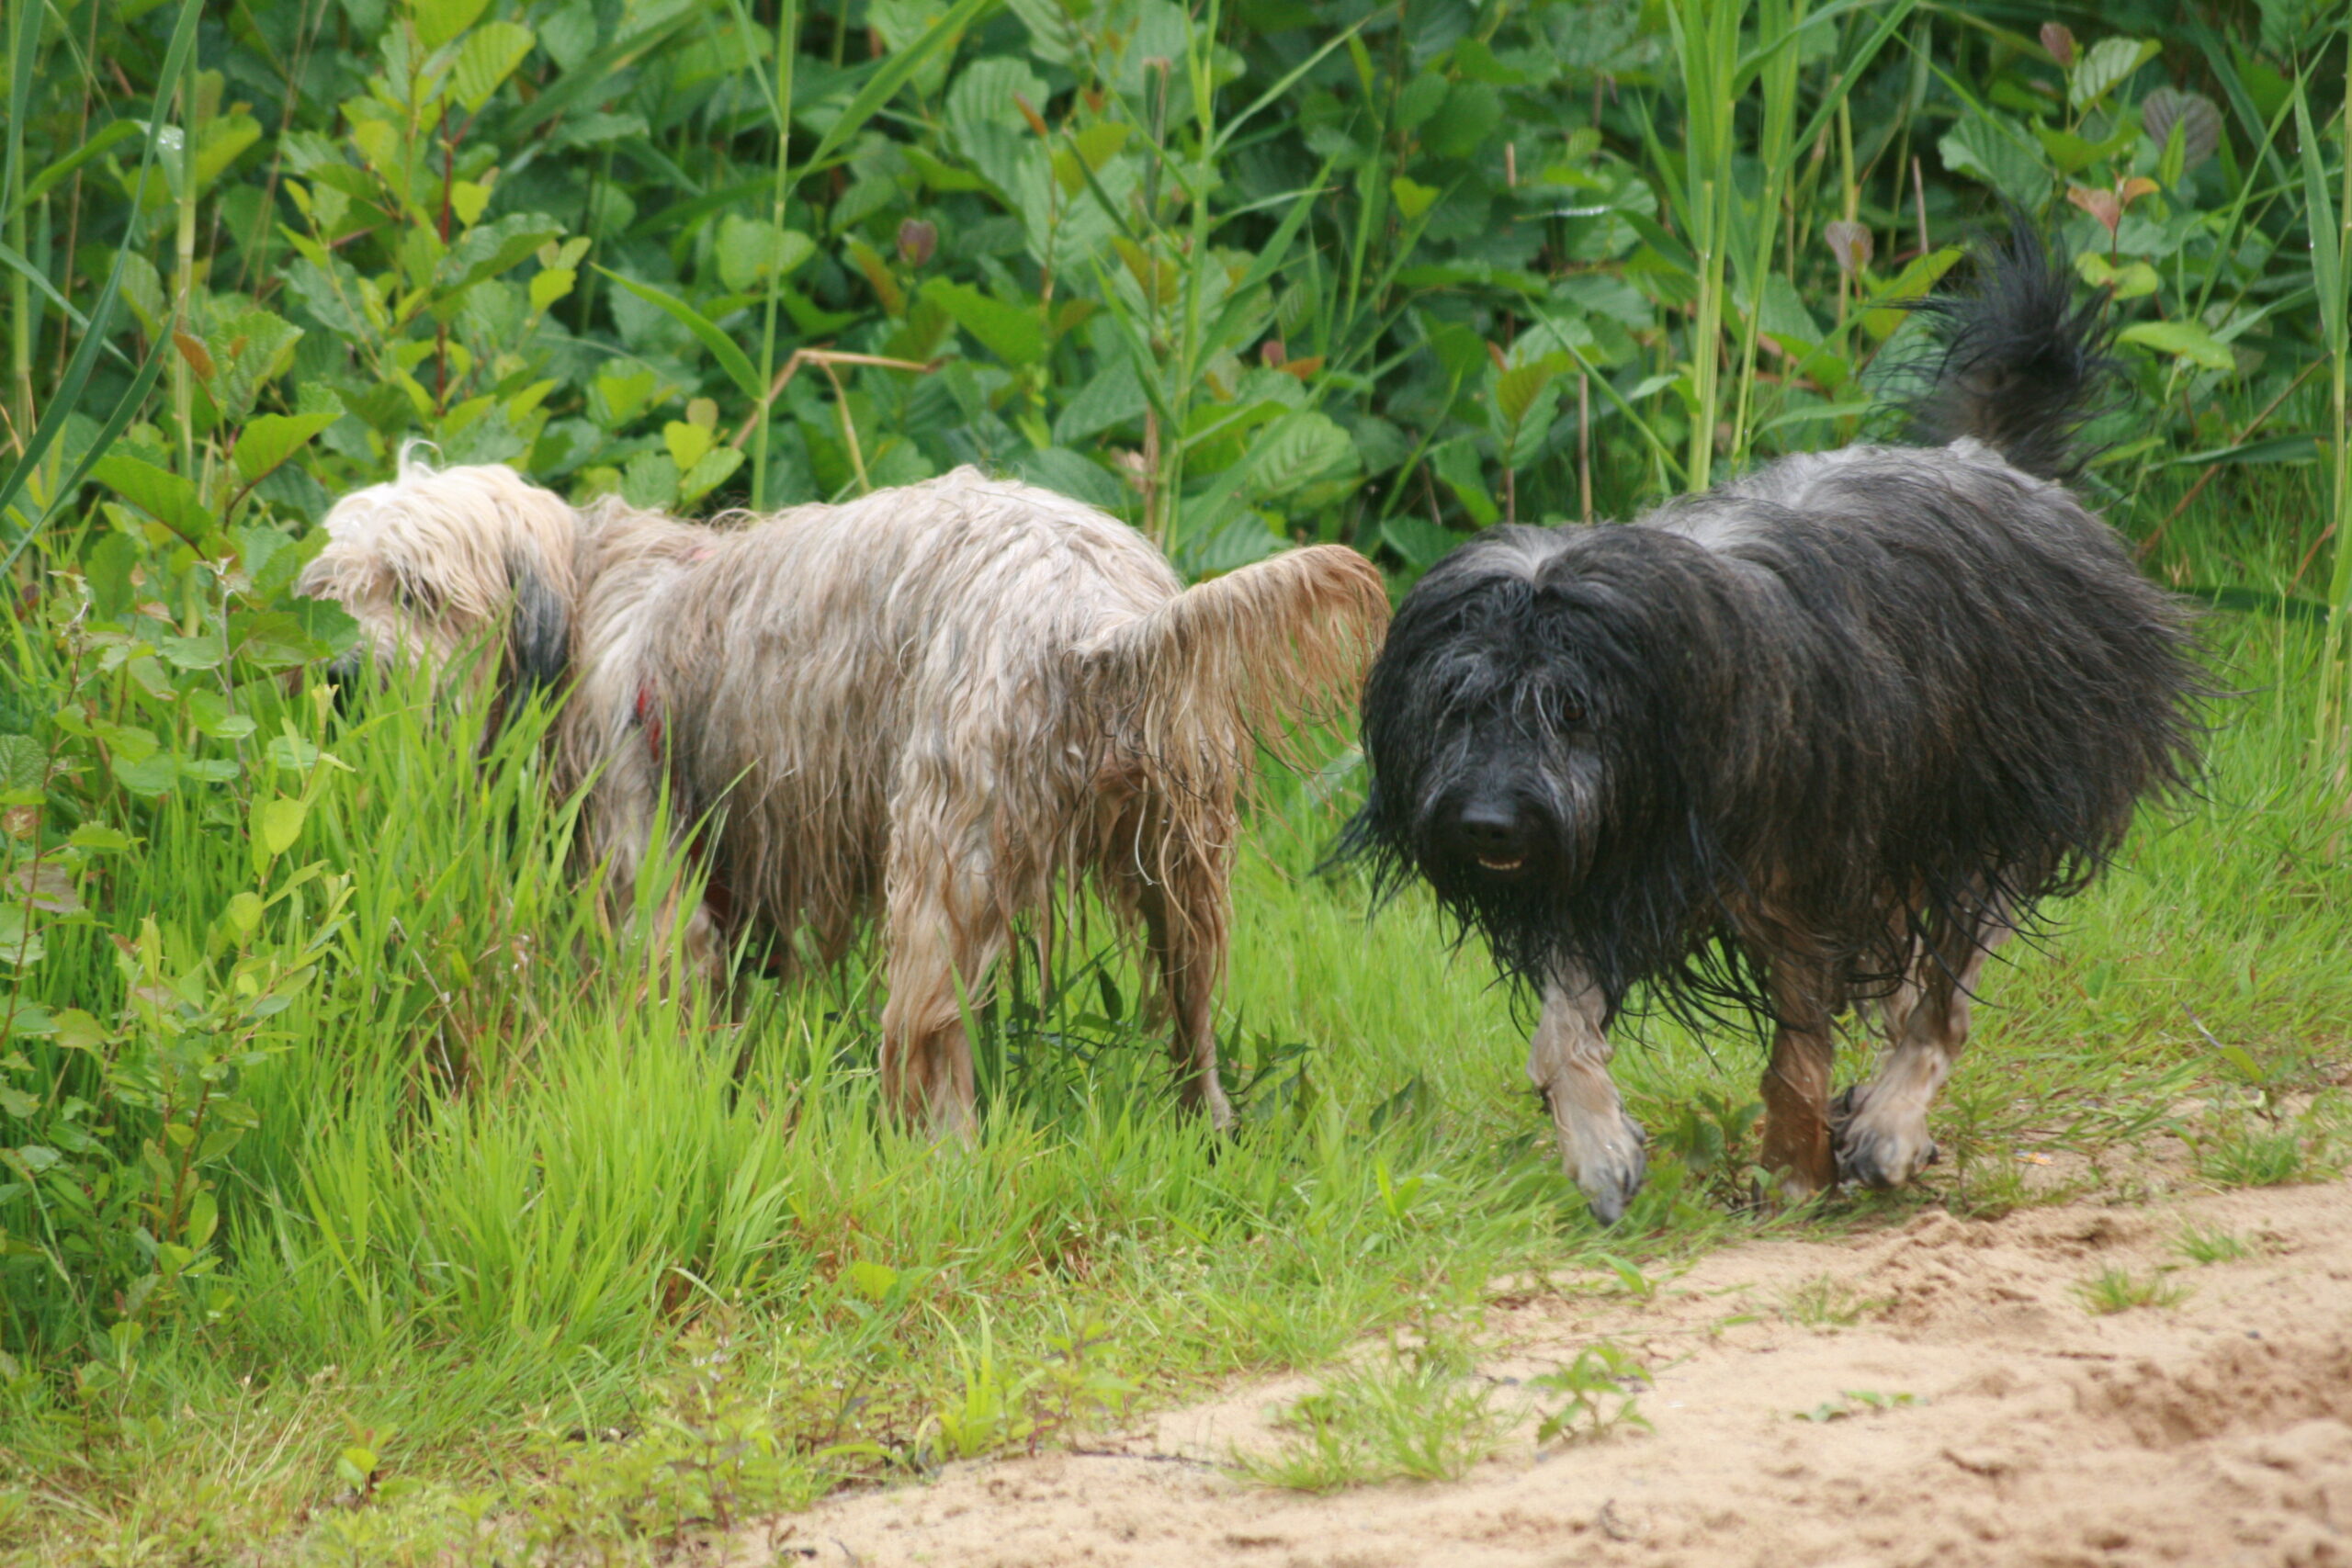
[1528, 974, 1647, 1224]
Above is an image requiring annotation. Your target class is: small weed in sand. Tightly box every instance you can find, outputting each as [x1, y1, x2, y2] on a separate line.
[2075, 1268, 2189, 1315]
[1530, 1343, 1653, 1447]
[1778, 1274, 1887, 1329]
[2194, 1122, 2308, 1189]
[1796, 1390, 1925, 1422]
[2173, 1224, 2254, 1265]
[1235, 1347, 1507, 1492]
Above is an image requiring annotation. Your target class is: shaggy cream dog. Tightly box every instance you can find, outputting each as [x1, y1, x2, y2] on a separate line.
[300, 457, 1387, 1131]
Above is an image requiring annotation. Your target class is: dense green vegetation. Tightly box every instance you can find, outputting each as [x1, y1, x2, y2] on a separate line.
[0, 0, 2346, 1558]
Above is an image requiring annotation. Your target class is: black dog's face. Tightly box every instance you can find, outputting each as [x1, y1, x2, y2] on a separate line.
[1351, 529, 1616, 908]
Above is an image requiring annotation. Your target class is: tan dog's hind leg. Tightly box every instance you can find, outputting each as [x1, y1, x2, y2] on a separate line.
[1133, 862, 1235, 1132]
[1527, 974, 1646, 1224]
[1106, 791, 1237, 1131]
[1759, 961, 1839, 1203]
[877, 852, 1003, 1139]
[1837, 914, 2009, 1189]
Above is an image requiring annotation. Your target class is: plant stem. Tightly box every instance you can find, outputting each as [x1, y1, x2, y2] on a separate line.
[170, 20, 199, 478]
[753, 0, 798, 512]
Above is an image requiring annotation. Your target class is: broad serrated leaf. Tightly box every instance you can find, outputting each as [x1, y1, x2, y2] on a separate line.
[447, 212, 564, 296]
[1495, 361, 1561, 428]
[91, 453, 209, 537]
[676, 446, 744, 507]
[1938, 115, 2052, 209]
[0, 737, 45, 795]
[412, 0, 492, 51]
[111, 752, 179, 796]
[233, 412, 340, 486]
[1247, 411, 1358, 501]
[2070, 37, 2159, 109]
[452, 21, 535, 111]
[2139, 88, 2221, 172]
[922, 278, 1045, 367]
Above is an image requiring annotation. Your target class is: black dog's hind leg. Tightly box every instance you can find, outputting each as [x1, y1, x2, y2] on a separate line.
[1528, 971, 1648, 1224]
[1836, 901, 2011, 1189]
[1759, 960, 1840, 1203]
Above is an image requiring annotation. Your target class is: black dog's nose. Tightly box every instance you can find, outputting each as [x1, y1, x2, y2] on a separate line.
[1457, 806, 1522, 854]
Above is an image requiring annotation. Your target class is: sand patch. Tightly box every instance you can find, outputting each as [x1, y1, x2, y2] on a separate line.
[745, 1180, 2352, 1567]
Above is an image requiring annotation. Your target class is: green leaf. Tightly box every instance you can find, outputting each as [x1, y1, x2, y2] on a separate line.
[111, 752, 179, 796]
[1938, 114, 2052, 209]
[255, 797, 307, 858]
[715, 216, 816, 293]
[156, 636, 226, 671]
[2075, 253, 2159, 301]
[1860, 247, 1964, 340]
[51, 1010, 106, 1051]
[676, 446, 745, 507]
[799, 0, 995, 177]
[0, 736, 45, 795]
[91, 454, 209, 537]
[1495, 361, 1562, 429]
[452, 21, 536, 112]
[1422, 81, 1501, 161]
[596, 270, 764, 401]
[2118, 319, 2234, 371]
[233, 412, 341, 487]
[224, 892, 264, 939]
[1429, 437, 1497, 527]
[846, 1260, 899, 1303]
[1389, 176, 1439, 221]
[412, 0, 492, 51]
[10, 118, 142, 216]
[922, 279, 1046, 367]
[447, 212, 564, 296]
[2070, 37, 2159, 110]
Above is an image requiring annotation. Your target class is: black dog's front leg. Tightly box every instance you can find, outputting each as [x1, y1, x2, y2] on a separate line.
[1528, 973, 1648, 1224]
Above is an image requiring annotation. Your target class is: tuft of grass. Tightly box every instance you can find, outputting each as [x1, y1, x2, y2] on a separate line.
[2172, 1224, 2255, 1266]
[1232, 1348, 1509, 1493]
[2194, 1121, 2312, 1189]
[1778, 1274, 1888, 1329]
[2075, 1267, 2190, 1315]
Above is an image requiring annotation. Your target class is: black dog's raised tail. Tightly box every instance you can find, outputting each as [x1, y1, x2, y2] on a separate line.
[1905, 214, 2114, 482]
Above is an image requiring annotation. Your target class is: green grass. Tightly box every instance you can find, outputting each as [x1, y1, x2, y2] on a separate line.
[2075, 1267, 2191, 1316]
[0, 604, 2340, 1562]
[2173, 1224, 2255, 1266]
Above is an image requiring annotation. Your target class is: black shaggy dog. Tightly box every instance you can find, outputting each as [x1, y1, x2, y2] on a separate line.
[1344, 223, 2208, 1223]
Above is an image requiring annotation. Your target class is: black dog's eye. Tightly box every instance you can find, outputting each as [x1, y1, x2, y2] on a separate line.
[1555, 691, 1587, 726]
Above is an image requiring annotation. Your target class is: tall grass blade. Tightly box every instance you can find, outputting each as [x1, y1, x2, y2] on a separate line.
[0, 0, 200, 558]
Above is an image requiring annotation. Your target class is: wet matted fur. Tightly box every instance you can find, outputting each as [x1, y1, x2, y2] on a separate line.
[1341, 224, 2209, 1222]
[300, 463, 1389, 1131]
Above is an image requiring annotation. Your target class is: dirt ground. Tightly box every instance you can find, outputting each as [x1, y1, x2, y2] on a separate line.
[744, 1177, 2352, 1568]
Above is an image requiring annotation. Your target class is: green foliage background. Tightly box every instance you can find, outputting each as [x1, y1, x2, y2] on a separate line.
[0, 0, 2347, 1556]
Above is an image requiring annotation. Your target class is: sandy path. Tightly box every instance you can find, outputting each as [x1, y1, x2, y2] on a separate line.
[753, 1180, 2352, 1567]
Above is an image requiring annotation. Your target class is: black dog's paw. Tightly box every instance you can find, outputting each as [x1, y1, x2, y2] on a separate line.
[1833, 1097, 1939, 1190]
[1580, 1116, 1649, 1226]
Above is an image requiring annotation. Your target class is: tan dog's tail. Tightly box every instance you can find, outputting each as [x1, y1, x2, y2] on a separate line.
[1084, 544, 1391, 781]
